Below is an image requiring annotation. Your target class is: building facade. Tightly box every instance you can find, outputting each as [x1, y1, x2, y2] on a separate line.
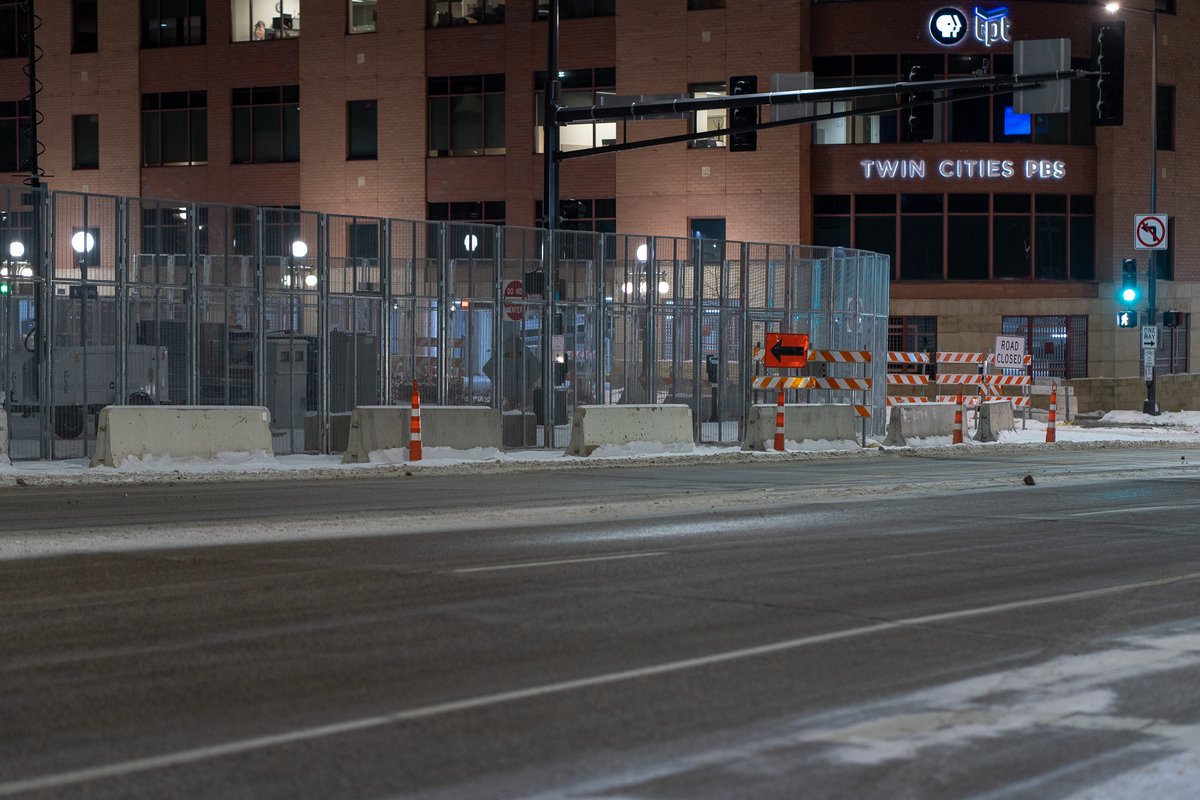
[0, 0, 1194, 385]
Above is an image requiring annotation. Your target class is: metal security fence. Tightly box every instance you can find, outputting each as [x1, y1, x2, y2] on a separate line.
[0, 186, 890, 460]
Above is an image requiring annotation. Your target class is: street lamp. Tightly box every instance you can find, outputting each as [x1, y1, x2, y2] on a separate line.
[1107, 1, 1160, 415]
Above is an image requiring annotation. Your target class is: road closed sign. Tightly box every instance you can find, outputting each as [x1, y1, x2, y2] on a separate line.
[994, 335, 1026, 368]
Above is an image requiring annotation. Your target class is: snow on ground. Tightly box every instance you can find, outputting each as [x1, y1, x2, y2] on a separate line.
[3, 410, 1200, 486]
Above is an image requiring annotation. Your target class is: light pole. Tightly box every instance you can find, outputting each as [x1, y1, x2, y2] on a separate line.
[1107, 1, 1159, 415]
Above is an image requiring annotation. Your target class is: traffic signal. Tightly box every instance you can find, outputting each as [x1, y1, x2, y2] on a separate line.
[1093, 21, 1125, 126]
[729, 75, 757, 152]
[1117, 310, 1138, 328]
[1163, 311, 1182, 327]
[905, 65, 934, 141]
[1120, 258, 1138, 305]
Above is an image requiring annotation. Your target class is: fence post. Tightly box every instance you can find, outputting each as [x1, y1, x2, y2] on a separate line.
[492, 223, 504, 413]
[38, 188, 53, 458]
[253, 206, 266, 410]
[437, 221, 449, 406]
[186, 201, 200, 405]
[317, 213, 330, 453]
[595, 229, 607, 409]
[380, 218, 392, 406]
[115, 197, 129, 407]
[691, 234, 703, 441]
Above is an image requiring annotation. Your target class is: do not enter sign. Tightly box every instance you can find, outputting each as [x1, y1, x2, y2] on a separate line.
[503, 280, 525, 321]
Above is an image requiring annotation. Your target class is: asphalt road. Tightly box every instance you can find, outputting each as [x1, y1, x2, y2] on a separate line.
[4, 446, 1200, 798]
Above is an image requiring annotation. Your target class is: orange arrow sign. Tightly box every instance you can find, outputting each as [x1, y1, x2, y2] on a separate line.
[763, 332, 809, 368]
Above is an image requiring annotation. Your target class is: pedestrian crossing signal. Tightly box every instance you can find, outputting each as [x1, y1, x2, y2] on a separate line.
[1117, 310, 1138, 328]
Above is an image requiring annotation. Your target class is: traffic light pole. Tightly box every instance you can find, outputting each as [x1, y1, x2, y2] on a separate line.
[1144, 8, 1159, 416]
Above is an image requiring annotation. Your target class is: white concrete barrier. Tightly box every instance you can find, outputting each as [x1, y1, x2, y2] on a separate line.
[741, 403, 858, 451]
[90, 406, 273, 467]
[882, 403, 957, 447]
[566, 404, 694, 457]
[974, 400, 1015, 443]
[341, 406, 502, 463]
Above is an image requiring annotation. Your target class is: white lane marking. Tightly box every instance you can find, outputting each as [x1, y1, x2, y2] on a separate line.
[452, 551, 669, 574]
[4, 569, 1200, 797]
[1068, 505, 1195, 518]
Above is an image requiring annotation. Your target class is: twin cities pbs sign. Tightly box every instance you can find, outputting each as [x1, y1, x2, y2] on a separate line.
[930, 6, 1012, 48]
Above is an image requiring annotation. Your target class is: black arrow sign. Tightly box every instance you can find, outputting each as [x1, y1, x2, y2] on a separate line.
[770, 338, 807, 361]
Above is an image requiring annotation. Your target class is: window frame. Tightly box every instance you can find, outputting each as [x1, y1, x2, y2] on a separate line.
[142, 91, 208, 167]
[72, 0, 98, 53]
[73, 113, 100, 170]
[349, 0, 377, 33]
[231, 85, 300, 164]
[427, 74, 506, 157]
[141, 0, 206, 48]
[347, 99, 378, 161]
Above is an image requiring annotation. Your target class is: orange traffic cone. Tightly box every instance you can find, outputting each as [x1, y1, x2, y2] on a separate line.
[952, 392, 964, 445]
[1046, 384, 1057, 443]
[774, 389, 786, 452]
[409, 379, 423, 461]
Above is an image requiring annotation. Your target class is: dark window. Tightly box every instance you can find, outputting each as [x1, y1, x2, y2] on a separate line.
[142, 91, 207, 166]
[0, 1, 28, 60]
[900, 194, 943, 280]
[428, 74, 505, 157]
[232, 85, 300, 164]
[856, 216, 895, 271]
[688, 0, 725, 7]
[347, 100, 377, 160]
[993, 214, 1030, 279]
[427, 200, 505, 258]
[1157, 85, 1174, 151]
[1158, 313, 1187, 375]
[430, 0, 504, 27]
[141, 205, 207, 255]
[72, 0, 98, 53]
[1034, 194, 1067, 280]
[73, 114, 99, 170]
[813, 195, 851, 249]
[947, 194, 988, 280]
[1002, 315, 1088, 379]
[0, 99, 30, 173]
[888, 316, 937, 376]
[141, 0, 206, 48]
[535, 198, 615, 258]
[535, 0, 614, 19]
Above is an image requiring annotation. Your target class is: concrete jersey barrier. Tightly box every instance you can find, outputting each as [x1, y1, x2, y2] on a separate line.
[882, 403, 957, 447]
[566, 404, 694, 457]
[341, 406, 502, 463]
[741, 403, 858, 451]
[90, 406, 273, 467]
[974, 399, 1016, 442]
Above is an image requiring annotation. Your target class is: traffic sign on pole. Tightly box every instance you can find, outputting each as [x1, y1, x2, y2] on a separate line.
[1134, 214, 1168, 250]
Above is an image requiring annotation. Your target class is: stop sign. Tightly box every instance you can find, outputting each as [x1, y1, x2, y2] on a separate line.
[503, 279, 525, 321]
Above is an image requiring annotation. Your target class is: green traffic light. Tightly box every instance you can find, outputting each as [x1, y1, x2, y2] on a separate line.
[1121, 287, 1137, 303]
[0, 282, 9, 295]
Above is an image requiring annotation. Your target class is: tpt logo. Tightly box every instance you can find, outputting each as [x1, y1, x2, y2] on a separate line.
[929, 6, 1011, 48]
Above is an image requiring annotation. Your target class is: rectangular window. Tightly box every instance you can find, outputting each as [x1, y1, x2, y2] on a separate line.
[430, 0, 504, 27]
[992, 194, 1031, 279]
[349, 0, 376, 33]
[73, 114, 99, 170]
[234, 0, 299, 42]
[1002, 315, 1088, 379]
[72, 0, 98, 53]
[899, 194, 943, 280]
[1158, 314, 1188, 375]
[142, 91, 207, 166]
[427, 201, 505, 258]
[0, 1, 29, 60]
[813, 194, 851, 249]
[535, 197, 615, 258]
[232, 85, 299, 164]
[535, 0, 614, 18]
[688, 0, 725, 9]
[141, 0, 206, 48]
[1157, 84, 1174, 151]
[1034, 194, 1067, 280]
[947, 193, 988, 280]
[347, 100, 377, 160]
[688, 82, 727, 149]
[0, 100, 30, 174]
[428, 74, 505, 157]
[535, 68, 617, 153]
[888, 316, 937, 376]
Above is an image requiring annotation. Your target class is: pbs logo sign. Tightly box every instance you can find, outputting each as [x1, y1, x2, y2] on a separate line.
[929, 7, 967, 46]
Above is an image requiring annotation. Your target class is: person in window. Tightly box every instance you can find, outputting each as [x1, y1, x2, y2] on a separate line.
[253, 20, 267, 40]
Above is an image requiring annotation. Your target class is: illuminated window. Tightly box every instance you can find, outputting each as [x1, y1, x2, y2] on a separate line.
[349, 0, 376, 32]
[430, 0, 504, 27]
[689, 82, 726, 148]
[232, 0, 300, 42]
[535, 68, 617, 153]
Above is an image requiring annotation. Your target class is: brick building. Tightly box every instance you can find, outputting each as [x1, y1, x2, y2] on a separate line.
[0, 0, 1193, 382]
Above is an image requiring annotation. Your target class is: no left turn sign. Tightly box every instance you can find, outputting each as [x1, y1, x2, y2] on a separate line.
[1134, 214, 1169, 250]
